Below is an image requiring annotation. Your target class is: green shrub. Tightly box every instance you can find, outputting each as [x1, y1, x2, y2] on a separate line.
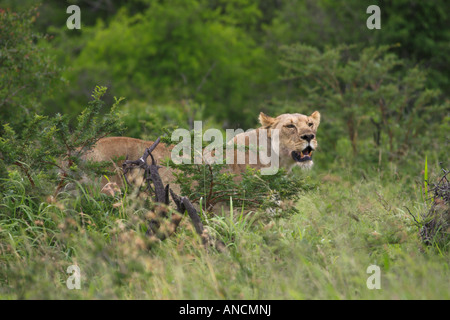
[162, 130, 316, 214]
[0, 6, 62, 134]
[57, 0, 273, 126]
[0, 86, 125, 195]
[278, 44, 448, 170]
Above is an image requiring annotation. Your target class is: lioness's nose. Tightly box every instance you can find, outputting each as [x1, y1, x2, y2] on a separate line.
[301, 134, 315, 142]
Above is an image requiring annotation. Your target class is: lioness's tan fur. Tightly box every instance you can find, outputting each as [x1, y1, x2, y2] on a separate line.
[85, 112, 320, 191]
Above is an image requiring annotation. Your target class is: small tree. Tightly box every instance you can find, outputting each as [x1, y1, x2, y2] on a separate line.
[0, 86, 125, 194]
[0, 7, 61, 134]
[279, 44, 447, 163]
[161, 132, 315, 214]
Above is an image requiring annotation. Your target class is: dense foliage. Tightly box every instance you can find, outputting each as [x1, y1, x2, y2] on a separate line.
[0, 86, 125, 197]
[0, 1, 448, 299]
[0, 7, 61, 133]
[279, 44, 448, 168]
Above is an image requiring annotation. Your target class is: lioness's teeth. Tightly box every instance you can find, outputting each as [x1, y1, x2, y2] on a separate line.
[300, 152, 304, 157]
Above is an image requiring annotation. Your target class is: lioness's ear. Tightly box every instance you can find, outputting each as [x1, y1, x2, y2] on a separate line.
[310, 111, 320, 125]
[259, 112, 275, 128]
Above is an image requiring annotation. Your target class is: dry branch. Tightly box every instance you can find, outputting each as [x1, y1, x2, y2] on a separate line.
[122, 137, 225, 251]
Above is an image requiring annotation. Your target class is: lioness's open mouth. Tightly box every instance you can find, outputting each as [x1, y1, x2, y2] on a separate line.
[292, 146, 313, 162]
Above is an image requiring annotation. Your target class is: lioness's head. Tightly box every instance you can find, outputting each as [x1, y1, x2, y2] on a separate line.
[259, 111, 320, 170]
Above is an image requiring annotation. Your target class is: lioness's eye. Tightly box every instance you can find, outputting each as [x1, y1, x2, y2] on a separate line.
[285, 124, 296, 129]
[308, 123, 314, 128]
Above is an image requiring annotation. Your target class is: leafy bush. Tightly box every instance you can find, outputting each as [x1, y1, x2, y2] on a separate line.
[278, 44, 448, 168]
[58, 0, 272, 126]
[266, 0, 450, 95]
[162, 131, 316, 214]
[0, 86, 125, 195]
[419, 166, 449, 250]
[0, 7, 62, 133]
[121, 100, 205, 141]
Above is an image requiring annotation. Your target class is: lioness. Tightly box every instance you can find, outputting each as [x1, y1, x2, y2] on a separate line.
[85, 111, 320, 191]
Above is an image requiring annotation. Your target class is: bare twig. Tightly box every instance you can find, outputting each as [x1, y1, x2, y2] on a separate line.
[122, 136, 226, 251]
[196, 62, 217, 93]
[14, 161, 35, 187]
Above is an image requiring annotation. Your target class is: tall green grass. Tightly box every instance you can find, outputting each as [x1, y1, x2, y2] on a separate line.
[0, 167, 448, 299]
